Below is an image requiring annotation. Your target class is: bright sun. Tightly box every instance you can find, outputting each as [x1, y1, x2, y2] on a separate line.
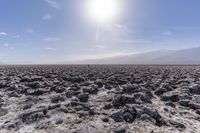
[85, 0, 121, 23]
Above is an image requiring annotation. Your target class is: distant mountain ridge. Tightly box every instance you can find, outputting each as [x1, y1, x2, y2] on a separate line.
[78, 47, 200, 64]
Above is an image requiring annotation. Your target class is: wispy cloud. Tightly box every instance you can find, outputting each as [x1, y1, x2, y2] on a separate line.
[162, 31, 172, 36]
[42, 13, 52, 20]
[0, 32, 8, 36]
[44, 47, 56, 51]
[26, 28, 33, 33]
[3, 43, 9, 47]
[45, 0, 60, 9]
[13, 34, 20, 38]
[44, 37, 60, 42]
[114, 24, 128, 30]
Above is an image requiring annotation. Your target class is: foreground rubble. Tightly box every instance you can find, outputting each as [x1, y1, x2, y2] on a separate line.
[0, 65, 200, 133]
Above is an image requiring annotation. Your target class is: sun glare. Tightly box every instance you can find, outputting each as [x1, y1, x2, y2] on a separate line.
[85, 0, 121, 23]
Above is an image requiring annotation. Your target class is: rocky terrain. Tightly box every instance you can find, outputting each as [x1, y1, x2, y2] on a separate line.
[0, 65, 200, 133]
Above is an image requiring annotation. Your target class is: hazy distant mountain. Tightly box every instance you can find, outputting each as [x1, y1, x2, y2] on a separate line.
[79, 47, 200, 64]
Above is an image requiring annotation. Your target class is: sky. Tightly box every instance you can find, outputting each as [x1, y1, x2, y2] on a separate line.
[0, 0, 200, 64]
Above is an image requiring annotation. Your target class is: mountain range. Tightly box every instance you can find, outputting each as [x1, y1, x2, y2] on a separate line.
[77, 47, 200, 64]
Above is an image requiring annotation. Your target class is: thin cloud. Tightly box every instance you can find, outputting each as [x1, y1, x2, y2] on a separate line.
[163, 31, 172, 36]
[3, 43, 9, 47]
[0, 32, 8, 36]
[44, 37, 60, 42]
[26, 28, 34, 33]
[45, 47, 56, 50]
[45, 0, 60, 9]
[42, 14, 52, 20]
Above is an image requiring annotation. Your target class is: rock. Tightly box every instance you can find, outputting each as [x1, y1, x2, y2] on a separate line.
[112, 95, 133, 108]
[82, 86, 98, 94]
[134, 92, 152, 104]
[114, 128, 126, 133]
[27, 88, 47, 96]
[111, 111, 124, 122]
[194, 95, 200, 103]
[48, 104, 61, 110]
[51, 86, 65, 93]
[19, 110, 47, 124]
[104, 84, 112, 90]
[0, 80, 8, 88]
[169, 120, 186, 130]
[122, 106, 137, 123]
[179, 100, 190, 107]
[165, 102, 176, 108]
[103, 104, 112, 110]
[8, 91, 20, 97]
[65, 90, 80, 98]
[101, 117, 109, 122]
[51, 95, 65, 103]
[161, 94, 179, 102]
[154, 87, 167, 96]
[77, 93, 89, 102]
[140, 114, 155, 123]
[94, 80, 103, 88]
[144, 108, 167, 126]
[195, 109, 200, 115]
[189, 84, 200, 94]
[22, 103, 33, 110]
[71, 76, 85, 83]
[121, 84, 139, 93]
[55, 119, 63, 125]
[190, 103, 200, 110]
[0, 108, 8, 116]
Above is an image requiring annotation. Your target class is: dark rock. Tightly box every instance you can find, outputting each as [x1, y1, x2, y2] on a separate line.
[77, 93, 89, 102]
[28, 88, 47, 96]
[165, 102, 176, 108]
[122, 106, 137, 123]
[189, 84, 200, 94]
[51, 86, 65, 93]
[89, 108, 96, 115]
[101, 117, 109, 122]
[0, 80, 8, 88]
[112, 95, 130, 108]
[65, 90, 80, 98]
[55, 119, 63, 125]
[121, 84, 139, 93]
[154, 87, 167, 96]
[48, 104, 61, 110]
[51, 95, 65, 103]
[104, 84, 112, 90]
[103, 104, 112, 110]
[82, 86, 98, 94]
[19, 110, 47, 124]
[22, 103, 33, 110]
[190, 103, 200, 110]
[179, 100, 190, 107]
[8, 91, 20, 97]
[161, 94, 179, 102]
[114, 128, 126, 133]
[0, 108, 8, 116]
[111, 111, 124, 122]
[169, 120, 186, 130]
[144, 108, 167, 126]
[195, 109, 200, 115]
[94, 80, 103, 88]
[71, 76, 85, 83]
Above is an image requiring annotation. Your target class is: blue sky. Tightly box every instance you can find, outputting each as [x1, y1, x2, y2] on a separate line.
[0, 0, 200, 63]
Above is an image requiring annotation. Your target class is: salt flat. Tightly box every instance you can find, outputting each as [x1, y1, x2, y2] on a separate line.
[0, 65, 200, 133]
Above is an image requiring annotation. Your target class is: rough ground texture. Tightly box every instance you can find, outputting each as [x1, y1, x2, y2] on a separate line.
[0, 65, 200, 133]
